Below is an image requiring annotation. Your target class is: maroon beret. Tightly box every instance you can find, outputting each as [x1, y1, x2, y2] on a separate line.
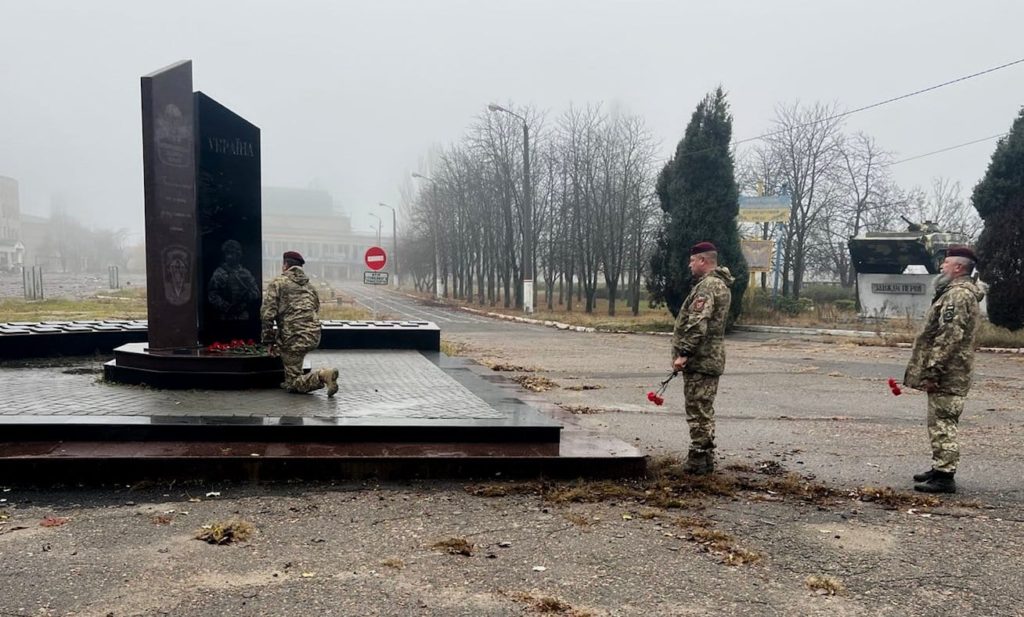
[690, 241, 718, 256]
[283, 251, 305, 265]
[946, 246, 977, 262]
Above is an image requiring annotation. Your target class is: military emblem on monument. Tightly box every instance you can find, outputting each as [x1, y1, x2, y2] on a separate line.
[161, 244, 192, 306]
[155, 103, 193, 167]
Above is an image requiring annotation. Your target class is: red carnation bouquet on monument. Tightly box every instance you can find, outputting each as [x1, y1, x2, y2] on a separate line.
[205, 339, 265, 355]
[887, 377, 902, 396]
[646, 371, 679, 406]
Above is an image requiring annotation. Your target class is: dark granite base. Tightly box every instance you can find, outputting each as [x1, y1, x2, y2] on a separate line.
[0, 431, 643, 482]
[0, 320, 441, 360]
[0, 413, 561, 445]
[320, 320, 439, 351]
[103, 342, 285, 389]
[0, 344, 646, 481]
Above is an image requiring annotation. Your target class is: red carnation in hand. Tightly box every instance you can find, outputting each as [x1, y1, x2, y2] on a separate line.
[647, 371, 677, 407]
[646, 391, 664, 406]
[887, 377, 902, 396]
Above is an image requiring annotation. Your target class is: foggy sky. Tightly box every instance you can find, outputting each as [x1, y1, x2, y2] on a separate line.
[2, 0, 1022, 242]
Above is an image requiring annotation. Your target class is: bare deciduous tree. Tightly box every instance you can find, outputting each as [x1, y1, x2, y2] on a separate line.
[764, 101, 845, 298]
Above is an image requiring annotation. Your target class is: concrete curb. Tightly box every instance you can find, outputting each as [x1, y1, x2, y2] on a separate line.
[391, 290, 1023, 354]
[731, 324, 889, 338]
[732, 324, 1024, 354]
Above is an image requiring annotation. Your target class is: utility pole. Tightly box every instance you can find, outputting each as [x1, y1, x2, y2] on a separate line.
[378, 203, 397, 287]
[487, 103, 533, 314]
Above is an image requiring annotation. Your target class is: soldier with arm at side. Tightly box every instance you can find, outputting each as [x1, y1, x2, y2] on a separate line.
[903, 246, 984, 493]
[671, 242, 734, 475]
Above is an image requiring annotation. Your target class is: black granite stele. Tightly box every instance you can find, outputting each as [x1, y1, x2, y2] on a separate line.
[195, 92, 262, 346]
[108, 60, 273, 388]
[141, 60, 198, 350]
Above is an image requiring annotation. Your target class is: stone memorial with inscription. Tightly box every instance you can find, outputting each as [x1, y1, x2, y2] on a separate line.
[104, 60, 280, 388]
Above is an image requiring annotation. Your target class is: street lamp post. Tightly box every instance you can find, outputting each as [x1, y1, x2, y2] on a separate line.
[378, 202, 398, 287]
[411, 172, 443, 299]
[487, 103, 533, 313]
[368, 212, 382, 247]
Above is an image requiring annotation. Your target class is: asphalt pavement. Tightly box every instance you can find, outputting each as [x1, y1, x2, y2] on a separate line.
[2, 284, 1023, 616]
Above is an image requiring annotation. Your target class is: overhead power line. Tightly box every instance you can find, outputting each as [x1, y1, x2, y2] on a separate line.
[733, 56, 1024, 147]
[887, 132, 1008, 166]
[675, 56, 1024, 159]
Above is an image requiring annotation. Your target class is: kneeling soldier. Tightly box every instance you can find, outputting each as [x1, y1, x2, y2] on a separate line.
[261, 251, 339, 397]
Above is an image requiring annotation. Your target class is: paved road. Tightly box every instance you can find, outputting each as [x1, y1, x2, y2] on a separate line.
[337, 283, 542, 334]
[336, 282, 1024, 501]
[4, 284, 1024, 616]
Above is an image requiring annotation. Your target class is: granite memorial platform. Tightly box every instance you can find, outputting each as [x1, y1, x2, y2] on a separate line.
[0, 348, 643, 481]
[0, 59, 644, 480]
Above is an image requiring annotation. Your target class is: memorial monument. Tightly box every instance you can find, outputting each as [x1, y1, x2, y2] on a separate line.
[104, 60, 281, 388]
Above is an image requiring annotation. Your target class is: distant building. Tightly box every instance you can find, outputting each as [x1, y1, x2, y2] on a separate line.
[261, 186, 382, 281]
[0, 176, 25, 270]
[18, 213, 60, 270]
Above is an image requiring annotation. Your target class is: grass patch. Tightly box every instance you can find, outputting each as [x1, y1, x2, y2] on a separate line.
[805, 574, 846, 595]
[0, 294, 147, 322]
[195, 519, 254, 545]
[430, 537, 474, 556]
[976, 322, 1024, 348]
[0, 287, 378, 323]
[440, 339, 469, 356]
[319, 303, 375, 320]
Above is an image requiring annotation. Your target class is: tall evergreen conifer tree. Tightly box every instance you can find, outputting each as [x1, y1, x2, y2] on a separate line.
[972, 108, 1024, 330]
[648, 87, 748, 322]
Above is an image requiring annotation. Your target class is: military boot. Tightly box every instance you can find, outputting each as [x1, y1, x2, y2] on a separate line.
[912, 468, 935, 482]
[914, 470, 956, 494]
[319, 368, 339, 398]
[683, 450, 714, 476]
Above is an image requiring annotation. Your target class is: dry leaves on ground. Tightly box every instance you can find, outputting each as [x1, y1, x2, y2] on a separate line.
[513, 375, 559, 392]
[431, 537, 474, 556]
[195, 519, 254, 545]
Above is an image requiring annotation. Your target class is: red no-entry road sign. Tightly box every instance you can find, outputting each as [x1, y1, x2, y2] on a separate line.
[364, 246, 387, 271]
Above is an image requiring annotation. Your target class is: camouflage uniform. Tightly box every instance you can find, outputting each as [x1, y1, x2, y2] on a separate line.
[260, 266, 326, 393]
[672, 266, 734, 457]
[903, 276, 984, 473]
